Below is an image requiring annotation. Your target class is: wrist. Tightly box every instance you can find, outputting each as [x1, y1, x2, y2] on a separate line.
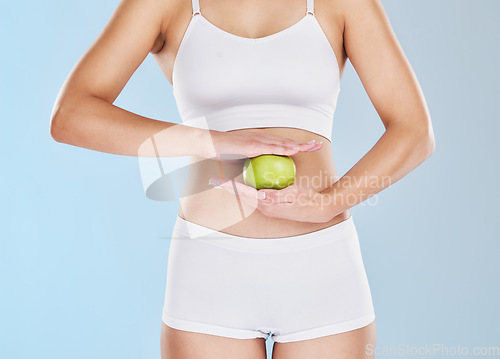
[319, 186, 349, 222]
[193, 128, 220, 158]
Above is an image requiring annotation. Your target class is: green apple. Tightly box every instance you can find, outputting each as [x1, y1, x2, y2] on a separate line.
[243, 155, 296, 190]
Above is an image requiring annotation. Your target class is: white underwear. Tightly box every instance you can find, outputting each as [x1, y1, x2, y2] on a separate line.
[162, 214, 375, 343]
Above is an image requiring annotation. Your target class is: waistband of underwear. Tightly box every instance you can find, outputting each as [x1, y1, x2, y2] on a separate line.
[171, 214, 358, 253]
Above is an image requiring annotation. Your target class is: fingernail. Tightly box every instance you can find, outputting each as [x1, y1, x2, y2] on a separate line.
[256, 191, 266, 199]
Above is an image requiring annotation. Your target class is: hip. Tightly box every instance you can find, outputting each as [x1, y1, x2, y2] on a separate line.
[163, 211, 375, 340]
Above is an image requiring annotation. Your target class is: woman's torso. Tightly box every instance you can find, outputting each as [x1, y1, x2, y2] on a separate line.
[152, 0, 349, 238]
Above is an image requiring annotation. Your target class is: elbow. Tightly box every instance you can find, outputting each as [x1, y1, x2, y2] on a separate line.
[416, 125, 436, 161]
[50, 116, 63, 143]
[427, 133, 436, 157]
[50, 103, 73, 143]
[50, 102, 64, 142]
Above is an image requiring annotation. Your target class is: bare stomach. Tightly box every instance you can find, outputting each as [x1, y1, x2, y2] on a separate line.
[177, 127, 351, 239]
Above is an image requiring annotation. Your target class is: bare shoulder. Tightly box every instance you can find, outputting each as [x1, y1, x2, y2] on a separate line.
[332, 0, 431, 128]
[332, 0, 402, 68]
[315, 0, 392, 75]
[54, 0, 180, 106]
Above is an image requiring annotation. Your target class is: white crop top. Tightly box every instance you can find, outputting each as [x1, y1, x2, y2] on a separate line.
[172, 0, 341, 142]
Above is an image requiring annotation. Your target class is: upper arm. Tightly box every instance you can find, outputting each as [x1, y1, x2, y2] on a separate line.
[54, 0, 170, 108]
[341, 0, 431, 132]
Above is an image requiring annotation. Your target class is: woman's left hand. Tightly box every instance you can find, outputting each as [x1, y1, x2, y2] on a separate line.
[212, 178, 333, 223]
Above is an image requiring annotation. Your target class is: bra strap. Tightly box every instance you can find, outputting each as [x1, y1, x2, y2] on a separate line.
[192, 0, 201, 15]
[306, 0, 314, 15]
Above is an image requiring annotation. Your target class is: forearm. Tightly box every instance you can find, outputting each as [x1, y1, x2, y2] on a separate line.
[320, 123, 435, 220]
[50, 95, 215, 158]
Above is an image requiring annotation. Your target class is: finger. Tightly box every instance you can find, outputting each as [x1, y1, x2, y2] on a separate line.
[256, 199, 278, 217]
[263, 143, 297, 156]
[256, 198, 301, 221]
[271, 134, 319, 148]
[261, 136, 318, 150]
[295, 140, 322, 152]
[261, 134, 306, 146]
[240, 141, 322, 158]
[276, 142, 319, 155]
[220, 180, 259, 205]
[277, 138, 317, 149]
[259, 187, 298, 204]
[303, 141, 324, 151]
[276, 142, 321, 156]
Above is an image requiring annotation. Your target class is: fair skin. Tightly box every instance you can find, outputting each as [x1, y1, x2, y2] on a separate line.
[50, 0, 434, 357]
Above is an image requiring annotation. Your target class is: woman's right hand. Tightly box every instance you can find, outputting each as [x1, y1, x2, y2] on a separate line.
[205, 129, 323, 160]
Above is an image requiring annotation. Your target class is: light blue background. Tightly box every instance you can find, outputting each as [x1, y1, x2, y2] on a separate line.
[2, 0, 499, 358]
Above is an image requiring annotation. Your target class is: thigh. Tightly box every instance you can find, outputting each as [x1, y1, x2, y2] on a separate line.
[161, 323, 267, 359]
[272, 321, 376, 359]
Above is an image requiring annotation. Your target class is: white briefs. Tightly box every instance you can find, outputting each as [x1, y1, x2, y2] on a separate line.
[162, 214, 376, 343]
